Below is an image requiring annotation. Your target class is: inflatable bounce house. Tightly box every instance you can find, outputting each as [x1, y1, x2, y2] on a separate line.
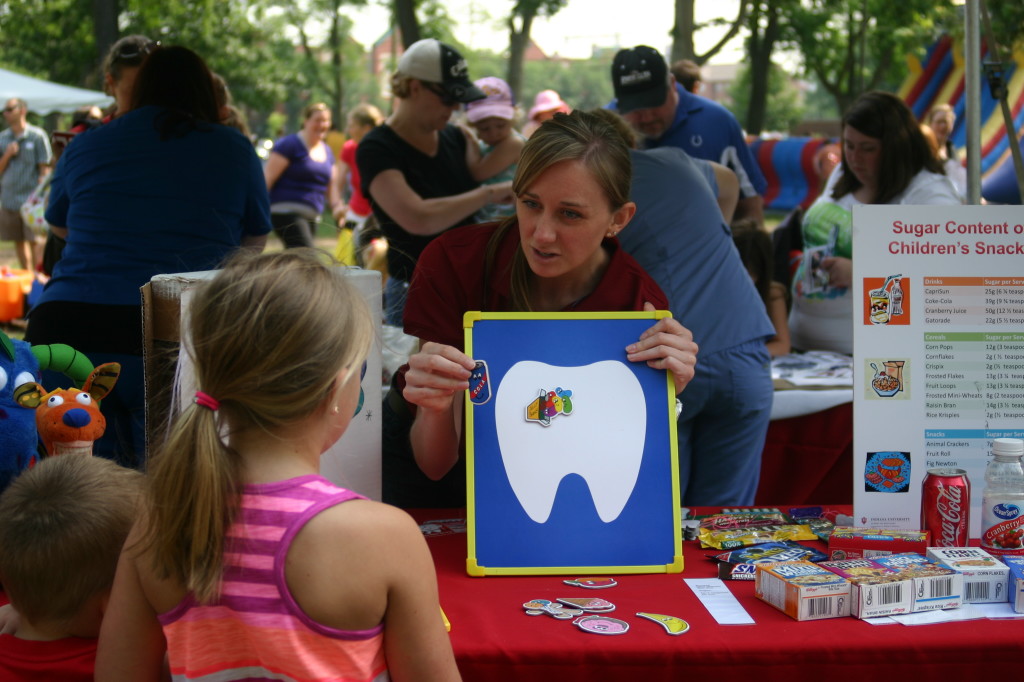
[900, 34, 1024, 204]
[750, 34, 1024, 211]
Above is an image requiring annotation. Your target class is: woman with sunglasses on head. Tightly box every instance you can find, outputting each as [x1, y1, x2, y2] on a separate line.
[25, 45, 270, 470]
[356, 39, 514, 327]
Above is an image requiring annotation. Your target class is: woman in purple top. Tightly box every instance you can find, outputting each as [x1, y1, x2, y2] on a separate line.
[264, 103, 346, 248]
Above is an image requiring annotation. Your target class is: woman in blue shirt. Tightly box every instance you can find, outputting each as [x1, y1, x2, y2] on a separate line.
[26, 46, 270, 468]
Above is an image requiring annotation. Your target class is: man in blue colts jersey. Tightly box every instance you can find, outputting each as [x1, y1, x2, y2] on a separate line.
[610, 45, 767, 226]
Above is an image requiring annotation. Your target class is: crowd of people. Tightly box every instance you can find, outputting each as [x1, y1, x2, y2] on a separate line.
[0, 36, 970, 681]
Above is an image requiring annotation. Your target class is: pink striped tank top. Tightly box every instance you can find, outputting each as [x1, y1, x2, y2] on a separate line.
[158, 475, 389, 681]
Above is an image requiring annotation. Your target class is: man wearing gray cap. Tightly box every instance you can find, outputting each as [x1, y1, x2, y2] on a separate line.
[610, 45, 766, 225]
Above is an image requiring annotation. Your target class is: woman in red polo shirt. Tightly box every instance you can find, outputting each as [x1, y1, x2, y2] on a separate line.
[383, 110, 699, 507]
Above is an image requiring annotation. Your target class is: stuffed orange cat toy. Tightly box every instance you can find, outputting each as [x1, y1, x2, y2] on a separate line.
[15, 363, 120, 457]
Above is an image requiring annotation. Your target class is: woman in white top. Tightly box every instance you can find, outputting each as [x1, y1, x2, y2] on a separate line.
[789, 91, 962, 354]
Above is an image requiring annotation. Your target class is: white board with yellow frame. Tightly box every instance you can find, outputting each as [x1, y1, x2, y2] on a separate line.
[463, 310, 682, 576]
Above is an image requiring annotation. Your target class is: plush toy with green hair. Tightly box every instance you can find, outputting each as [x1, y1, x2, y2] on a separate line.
[0, 332, 97, 491]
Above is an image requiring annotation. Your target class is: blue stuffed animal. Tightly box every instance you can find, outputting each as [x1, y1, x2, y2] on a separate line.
[0, 331, 41, 492]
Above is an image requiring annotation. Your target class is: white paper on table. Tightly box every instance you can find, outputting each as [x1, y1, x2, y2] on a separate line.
[684, 578, 755, 625]
[972, 602, 1024, 619]
[888, 604, 989, 625]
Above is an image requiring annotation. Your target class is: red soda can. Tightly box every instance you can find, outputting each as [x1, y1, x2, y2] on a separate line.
[921, 468, 971, 547]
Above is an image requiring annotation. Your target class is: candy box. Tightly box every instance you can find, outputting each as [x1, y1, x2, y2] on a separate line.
[827, 527, 930, 560]
[755, 561, 851, 621]
[1003, 556, 1024, 614]
[926, 547, 1010, 603]
[872, 553, 963, 612]
[819, 558, 912, 619]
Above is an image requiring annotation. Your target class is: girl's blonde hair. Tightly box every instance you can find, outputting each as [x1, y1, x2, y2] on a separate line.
[144, 249, 373, 604]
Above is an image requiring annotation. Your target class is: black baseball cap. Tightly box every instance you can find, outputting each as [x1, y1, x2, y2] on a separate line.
[397, 39, 486, 104]
[611, 45, 670, 114]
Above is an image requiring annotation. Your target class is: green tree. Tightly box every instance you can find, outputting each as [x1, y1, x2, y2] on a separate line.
[670, 0, 747, 65]
[783, 0, 953, 115]
[727, 62, 804, 134]
[506, 0, 567, 102]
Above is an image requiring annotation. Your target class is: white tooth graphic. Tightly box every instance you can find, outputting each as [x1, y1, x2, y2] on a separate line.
[494, 361, 645, 523]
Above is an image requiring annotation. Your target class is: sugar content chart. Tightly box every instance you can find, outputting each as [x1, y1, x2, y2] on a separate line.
[853, 206, 1024, 538]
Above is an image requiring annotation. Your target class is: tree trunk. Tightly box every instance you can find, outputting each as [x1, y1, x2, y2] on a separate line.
[506, 10, 536, 104]
[91, 0, 119, 87]
[330, 3, 344, 120]
[671, 0, 696, 63]
[746, 2, 781, 135]
[394, 0, 421, 48]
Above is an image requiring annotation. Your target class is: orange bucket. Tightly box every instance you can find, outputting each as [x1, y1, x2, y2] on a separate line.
[0, 268, 34, 322]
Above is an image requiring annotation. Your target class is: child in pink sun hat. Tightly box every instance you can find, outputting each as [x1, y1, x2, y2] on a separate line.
[464, 76, 525, 221]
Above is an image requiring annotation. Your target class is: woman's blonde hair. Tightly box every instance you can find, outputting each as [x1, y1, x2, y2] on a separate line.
[144, 249, 373, 604]
[348, 103, 384, 129]
[486, 110, 633, 310]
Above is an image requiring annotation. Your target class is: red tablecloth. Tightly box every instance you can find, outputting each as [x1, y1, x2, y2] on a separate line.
[756, 403, 853, 505]
[415, 507, 1024, 681]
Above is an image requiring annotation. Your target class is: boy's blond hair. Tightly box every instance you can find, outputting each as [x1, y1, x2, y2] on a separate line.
[0, 456, 143, 626]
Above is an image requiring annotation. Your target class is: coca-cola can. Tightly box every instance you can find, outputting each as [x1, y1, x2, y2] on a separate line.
[921, 467, 970, 547]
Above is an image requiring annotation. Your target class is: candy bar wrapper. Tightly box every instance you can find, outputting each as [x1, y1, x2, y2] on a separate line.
[699, 524, 818, 550]
[828, 527, 930, 560]
[712, 541, 828, 565]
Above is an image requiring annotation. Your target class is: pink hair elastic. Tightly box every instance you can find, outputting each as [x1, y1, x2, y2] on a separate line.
[194, 391, 220, 411]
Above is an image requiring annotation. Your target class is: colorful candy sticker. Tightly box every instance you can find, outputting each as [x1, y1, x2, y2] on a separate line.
[556, 597, 615, 613]
[468, 360, 492, 405]
[573, 615, 630, 635]
[523, 599, 584, 620]
[635, 612, 690, 635]
[563, 577, 618, 589]
[525, 386, 574, 426]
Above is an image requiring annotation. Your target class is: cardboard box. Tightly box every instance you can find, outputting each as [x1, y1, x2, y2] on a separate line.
[828, 527, 930, 560]
[872, 553, 963, 612]
[142, 267, 383, 499]
[1002, 556, 1024, 614]
[755, 561, 852, 621]
[926, 547, 1010, 603]
[819, 558, 912, 618]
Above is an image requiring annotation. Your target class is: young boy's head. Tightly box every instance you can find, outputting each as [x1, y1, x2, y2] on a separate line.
[0, 456, 143, 637]
[466, 76, 515, 146]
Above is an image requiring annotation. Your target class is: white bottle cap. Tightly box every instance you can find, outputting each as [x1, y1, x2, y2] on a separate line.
[992, 437, 1024, 457]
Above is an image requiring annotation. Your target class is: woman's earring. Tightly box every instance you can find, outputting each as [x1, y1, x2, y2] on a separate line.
[332, 405, 340, 415]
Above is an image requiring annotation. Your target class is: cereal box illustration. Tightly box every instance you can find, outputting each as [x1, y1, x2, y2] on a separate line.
[819, 558, 911, 618]
[926, 547, 1010, 604]
[872, 553, 963, 612]
[755, 561, 851, 621]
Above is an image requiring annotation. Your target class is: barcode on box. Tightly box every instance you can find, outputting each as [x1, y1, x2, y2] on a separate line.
[928, 578, 952, 599]
[806, 596, 835, 618]
[877, 583, 903, 605]
[966, 581, 990, 602]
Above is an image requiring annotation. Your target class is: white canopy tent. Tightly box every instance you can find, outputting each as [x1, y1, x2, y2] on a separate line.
[0, 66, 112, 115]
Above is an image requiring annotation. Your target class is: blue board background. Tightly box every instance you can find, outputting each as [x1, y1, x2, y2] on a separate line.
[468, 316, 677, 570]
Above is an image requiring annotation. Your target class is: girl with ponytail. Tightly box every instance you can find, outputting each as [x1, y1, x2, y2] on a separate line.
[96, 249, 460, 682]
